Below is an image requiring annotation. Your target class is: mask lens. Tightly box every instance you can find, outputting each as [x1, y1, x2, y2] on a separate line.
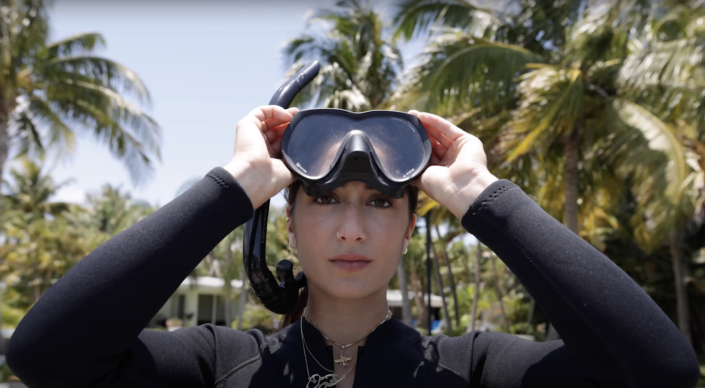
[286, 115, 350, 178]
[357, 117, 426, 180]
[286, 113, 426, 180]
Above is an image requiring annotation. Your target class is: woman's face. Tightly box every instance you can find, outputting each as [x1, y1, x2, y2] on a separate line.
[287, 181, 416, 300]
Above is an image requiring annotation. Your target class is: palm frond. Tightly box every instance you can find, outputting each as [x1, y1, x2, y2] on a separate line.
[44, 55, 151, 103]
[404, 28, 543, 113]
[46, 33, 105, 58]
[39, 74, 161, 185]
[281, 1, 401, 110]
[602, 98, 700, 251]
[503, 65, 584, 162]
[392, 0, 503, 41]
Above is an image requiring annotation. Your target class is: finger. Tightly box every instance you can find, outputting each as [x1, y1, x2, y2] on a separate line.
[414, 111, 466, 141]
[264, 122, 290, 142]
[287, 107, 299, 115]
[262, 117, 293, 132]
[430, 137, 447, 160]
[268, 122, 290, 134]
[248, 105, 293, 128]
[423, 122, 455, 149]
[271, 138, 282, 156]
[410, 110, 455, 149]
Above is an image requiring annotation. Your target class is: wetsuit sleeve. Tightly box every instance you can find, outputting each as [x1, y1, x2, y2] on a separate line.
[460, 179, 700, 388]
[6, 167, 260, 388]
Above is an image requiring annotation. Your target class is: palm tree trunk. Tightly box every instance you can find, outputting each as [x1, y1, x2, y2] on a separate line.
[435, 225, 460, 327]
[0, 110, 8, 225]
[491, 255, 511, 333]
[0, 112, 8, 350]
[670, 230, 692, 347]
[547, 125, 580, 341]
[526, 297, 535, 331]
[223, 239, 233, 328]
[397, 256, 413, 326]
[0, 282, 6, 354]
[34, 280, 42, 303]
[431, 242, 453, 332]
[408, 260, 427, 330]
[563, 125, 580, 235]
[237, 275, 248, 331]
[468, 241, 482, 333]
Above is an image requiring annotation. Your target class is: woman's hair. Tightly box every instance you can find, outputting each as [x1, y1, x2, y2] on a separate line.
[277, 180, 419, 329]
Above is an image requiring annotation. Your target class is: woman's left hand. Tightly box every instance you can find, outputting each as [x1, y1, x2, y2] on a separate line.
[409, 110, 499, 220]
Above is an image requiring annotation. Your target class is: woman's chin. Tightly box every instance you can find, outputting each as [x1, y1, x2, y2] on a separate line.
[320, 278, 382, 300]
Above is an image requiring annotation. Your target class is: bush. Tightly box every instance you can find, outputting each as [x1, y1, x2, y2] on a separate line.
[0, 362, 16, 383]
[1, 304, 26, 329]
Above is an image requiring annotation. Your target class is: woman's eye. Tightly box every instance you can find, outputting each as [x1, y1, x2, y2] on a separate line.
[314, 195, 338, 205]
[369, 198, 391, 208]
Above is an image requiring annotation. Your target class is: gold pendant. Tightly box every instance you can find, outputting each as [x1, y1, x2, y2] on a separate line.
[334, 347, 352, 367]
[307, 373, 344, 388]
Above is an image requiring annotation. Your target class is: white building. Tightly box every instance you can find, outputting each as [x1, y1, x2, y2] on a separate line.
[153, 276, 444, 328]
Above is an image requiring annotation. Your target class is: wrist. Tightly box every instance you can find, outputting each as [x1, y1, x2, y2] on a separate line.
[448, 170, 498, 219]
[222, 160, 270, 209]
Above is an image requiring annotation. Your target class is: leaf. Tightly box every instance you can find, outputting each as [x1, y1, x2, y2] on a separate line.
[403, 29, 543, 113]
[392, 0, 503, 41]
[46, 33, 105, 58]
[504, 65, 584, 162]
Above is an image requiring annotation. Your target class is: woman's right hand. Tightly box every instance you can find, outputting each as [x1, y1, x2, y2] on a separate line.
[223, 105, 299, 209]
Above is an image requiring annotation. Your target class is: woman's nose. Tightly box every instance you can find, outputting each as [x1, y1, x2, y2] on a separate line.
[336, 205, 366, 242]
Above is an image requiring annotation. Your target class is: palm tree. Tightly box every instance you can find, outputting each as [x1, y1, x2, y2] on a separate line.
[2, 157, 73, 220]
[1, 158, 82, 302]
[282, 0, 403, 111]
[467, 240, 481, 332]
[85, 184, 155, 236]
[393, 0, 705, 343]
[1, 0, 161, 225]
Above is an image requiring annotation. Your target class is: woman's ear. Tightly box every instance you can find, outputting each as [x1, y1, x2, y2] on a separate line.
[403, 214, 417, 252]
[286, 206, 297, 249]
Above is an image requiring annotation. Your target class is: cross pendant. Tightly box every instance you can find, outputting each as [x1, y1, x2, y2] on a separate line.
[334, 348, 352, 367]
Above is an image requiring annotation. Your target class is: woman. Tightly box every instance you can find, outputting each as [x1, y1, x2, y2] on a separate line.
[6, 106, 700, 388]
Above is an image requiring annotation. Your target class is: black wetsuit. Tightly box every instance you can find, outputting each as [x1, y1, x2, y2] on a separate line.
[6, 167, 701, 388]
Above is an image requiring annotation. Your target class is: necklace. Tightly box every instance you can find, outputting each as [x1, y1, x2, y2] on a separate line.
[303, 307, 392, 367]
[300, 316, 353, 388]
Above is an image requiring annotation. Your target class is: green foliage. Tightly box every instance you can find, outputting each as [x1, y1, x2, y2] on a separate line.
[1, 303, 25, 329]
[282, 0, 403, 111]
[0, 362, 16, 383]
[3, 0, 160, 185]
[1, 158, 158, 308]
[233, 303, 278, 335]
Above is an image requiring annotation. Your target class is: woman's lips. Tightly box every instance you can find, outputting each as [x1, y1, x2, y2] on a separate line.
[330, 254, 372, 272]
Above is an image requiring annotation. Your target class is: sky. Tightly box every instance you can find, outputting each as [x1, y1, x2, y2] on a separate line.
[17, 0, 425, 209]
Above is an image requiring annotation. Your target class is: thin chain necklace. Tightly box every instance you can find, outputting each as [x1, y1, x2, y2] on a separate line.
[300, 316, 352, 388]
[303, 307, 392, 367]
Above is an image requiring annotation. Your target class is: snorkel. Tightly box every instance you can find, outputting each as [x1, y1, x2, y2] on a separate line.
[242, 61, 320, 315]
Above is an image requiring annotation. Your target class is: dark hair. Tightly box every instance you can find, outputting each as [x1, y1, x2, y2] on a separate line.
[277, 180, 419, 329]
